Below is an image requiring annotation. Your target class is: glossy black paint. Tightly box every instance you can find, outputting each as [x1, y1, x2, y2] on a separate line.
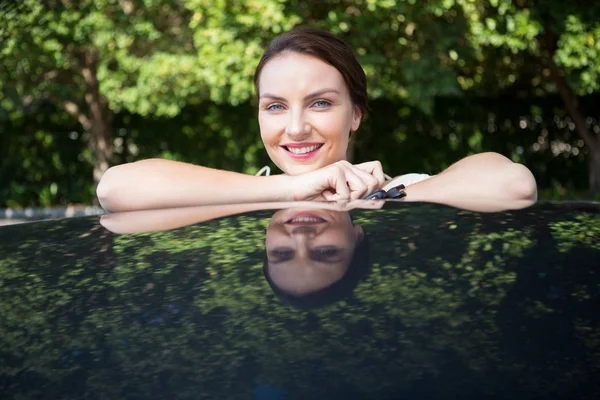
[0, 202, 599, 400]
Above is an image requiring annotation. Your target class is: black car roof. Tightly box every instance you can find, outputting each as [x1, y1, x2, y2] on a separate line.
[1, 201, 599, 399]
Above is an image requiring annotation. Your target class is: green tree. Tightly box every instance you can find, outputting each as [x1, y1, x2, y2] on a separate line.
[0, 0, 476, 183]
[455, 0, 600, 195]
[2, 0, 600, 197]
[0, 0, 198, 183]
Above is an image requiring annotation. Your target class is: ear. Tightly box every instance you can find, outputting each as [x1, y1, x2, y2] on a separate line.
[352, 224, 365, 244]
[351, 105, 362, 132]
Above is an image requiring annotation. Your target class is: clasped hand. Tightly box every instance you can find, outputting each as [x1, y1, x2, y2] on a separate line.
[287, 160, 387, 201]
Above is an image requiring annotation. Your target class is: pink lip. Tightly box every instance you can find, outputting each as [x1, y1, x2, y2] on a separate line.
[285, 213, 327, 225]
[281, 143, 323, 160]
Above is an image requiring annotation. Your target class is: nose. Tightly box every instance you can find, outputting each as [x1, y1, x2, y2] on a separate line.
[290, 225, 317, 238]
[290, 226, 316, 257]
[285, 110, 311, 141]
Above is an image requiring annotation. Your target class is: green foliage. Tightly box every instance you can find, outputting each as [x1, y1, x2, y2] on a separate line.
[6, 0, 598, 116]
[555, 15, 600, 94]
[1, 0, 600, 207]
[0, 105, 94, 207]
[0, 0, 202, 117]
[455, 0, 600, 96]
[184, 0, 466, 111]
[550, 213, 600, 253]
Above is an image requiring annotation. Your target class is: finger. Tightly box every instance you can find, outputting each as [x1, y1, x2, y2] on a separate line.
[327, 167, 351, 200]
[355, 161, 386, 188]
[346, 199, 385, 210]
[340, 167, 369, 200]
[358, 160, 386, 188]
[331, 199, 350, 211]
[321, 189, 336, 201]
[351, 166, 381, 196]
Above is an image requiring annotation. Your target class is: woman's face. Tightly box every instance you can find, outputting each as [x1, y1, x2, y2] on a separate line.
[265, 208, 363, 295]
[257, 52, 362, 176]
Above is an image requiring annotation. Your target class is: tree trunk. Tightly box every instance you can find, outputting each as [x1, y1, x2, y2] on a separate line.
[81, 50, 114, 185]
[90, 113, 114, 185]
[547, 62, 600, 198]
[549, 64, 600, 198]
[540, 25, 600, 198]
[590, 149, 600, 198]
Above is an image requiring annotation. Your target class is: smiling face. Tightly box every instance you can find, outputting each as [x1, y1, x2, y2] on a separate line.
[257, 52, 362, 175]
[265, 208, 363, 295]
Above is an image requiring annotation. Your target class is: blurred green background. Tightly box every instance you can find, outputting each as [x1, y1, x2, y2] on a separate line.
[1, 0, 599, 208]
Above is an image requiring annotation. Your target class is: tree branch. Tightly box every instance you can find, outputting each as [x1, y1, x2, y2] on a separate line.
[539, 24, 598, 151]
[118, 0, 134, 15]
[46, 93, 92, 131]
[43, 69, 75, 85]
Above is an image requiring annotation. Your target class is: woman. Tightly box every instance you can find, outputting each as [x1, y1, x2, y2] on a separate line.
[97, 27, 537, 213]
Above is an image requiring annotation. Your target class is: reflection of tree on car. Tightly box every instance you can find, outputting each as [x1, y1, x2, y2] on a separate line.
[1, 203, 599, 399]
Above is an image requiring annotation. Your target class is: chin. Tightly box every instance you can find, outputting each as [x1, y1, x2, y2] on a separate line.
[282, 162, 325, 176]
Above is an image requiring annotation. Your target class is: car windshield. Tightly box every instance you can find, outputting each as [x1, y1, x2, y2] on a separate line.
[1, 201, 599, 399]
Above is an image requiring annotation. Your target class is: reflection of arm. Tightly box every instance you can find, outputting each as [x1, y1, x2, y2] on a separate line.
[100, 203, 275, 234]
[96, 159, 292, 213]
[386, 153, 537, 212]
[100, 200, 384, 234]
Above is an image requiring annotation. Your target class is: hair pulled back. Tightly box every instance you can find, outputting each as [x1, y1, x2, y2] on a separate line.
[254, 27, 368, 115]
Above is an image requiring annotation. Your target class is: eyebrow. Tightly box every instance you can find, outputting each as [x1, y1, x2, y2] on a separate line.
[259, 89, 340, 101]
[269, 259, 340, 267]
[268, 254, 346, 266]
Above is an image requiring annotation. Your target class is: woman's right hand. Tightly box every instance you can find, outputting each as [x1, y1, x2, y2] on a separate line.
[287, 160, 386, 201]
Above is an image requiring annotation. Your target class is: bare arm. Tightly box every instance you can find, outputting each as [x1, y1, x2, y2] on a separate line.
[96, 159, 292, 212]
[96, 159, 387, 213]
[100, 203, 276, 234]
[384, 152, 537, 212]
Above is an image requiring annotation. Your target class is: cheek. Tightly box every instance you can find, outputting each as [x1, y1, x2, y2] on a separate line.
[265, 226, 287, 248]
[316, 111, 353, 140]
[258, 115, 269, 139]
[259, 114, 281, 145]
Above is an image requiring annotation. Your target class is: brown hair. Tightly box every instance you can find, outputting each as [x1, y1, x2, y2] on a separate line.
[253, 27, 368, 114]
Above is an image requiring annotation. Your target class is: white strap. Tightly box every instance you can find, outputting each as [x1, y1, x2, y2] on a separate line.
[255, 166, 271, 176]
[256, 166, 393, 180]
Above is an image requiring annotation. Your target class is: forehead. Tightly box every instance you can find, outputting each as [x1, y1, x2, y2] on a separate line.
[258, 52, 348, 96]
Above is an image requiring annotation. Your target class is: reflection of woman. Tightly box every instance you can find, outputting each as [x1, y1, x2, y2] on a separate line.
[100, 203, 373, 309]
[264, 208, 370, 308]
[97, 28, 537, 213]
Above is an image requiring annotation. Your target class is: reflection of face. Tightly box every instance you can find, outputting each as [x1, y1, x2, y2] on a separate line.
[257, 52, 362, 176]
[265, 208, 364, 295]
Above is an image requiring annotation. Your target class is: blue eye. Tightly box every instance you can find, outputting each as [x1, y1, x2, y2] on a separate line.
[313, 100, 331, 108]
[267, 103, 284, 111]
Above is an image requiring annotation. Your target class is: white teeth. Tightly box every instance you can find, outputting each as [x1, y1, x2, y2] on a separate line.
[289, 217, 323, 223]
[287, 144, 322, 154]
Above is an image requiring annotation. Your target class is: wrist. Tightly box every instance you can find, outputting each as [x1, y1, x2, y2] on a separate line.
[267, 174, 297, 202]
